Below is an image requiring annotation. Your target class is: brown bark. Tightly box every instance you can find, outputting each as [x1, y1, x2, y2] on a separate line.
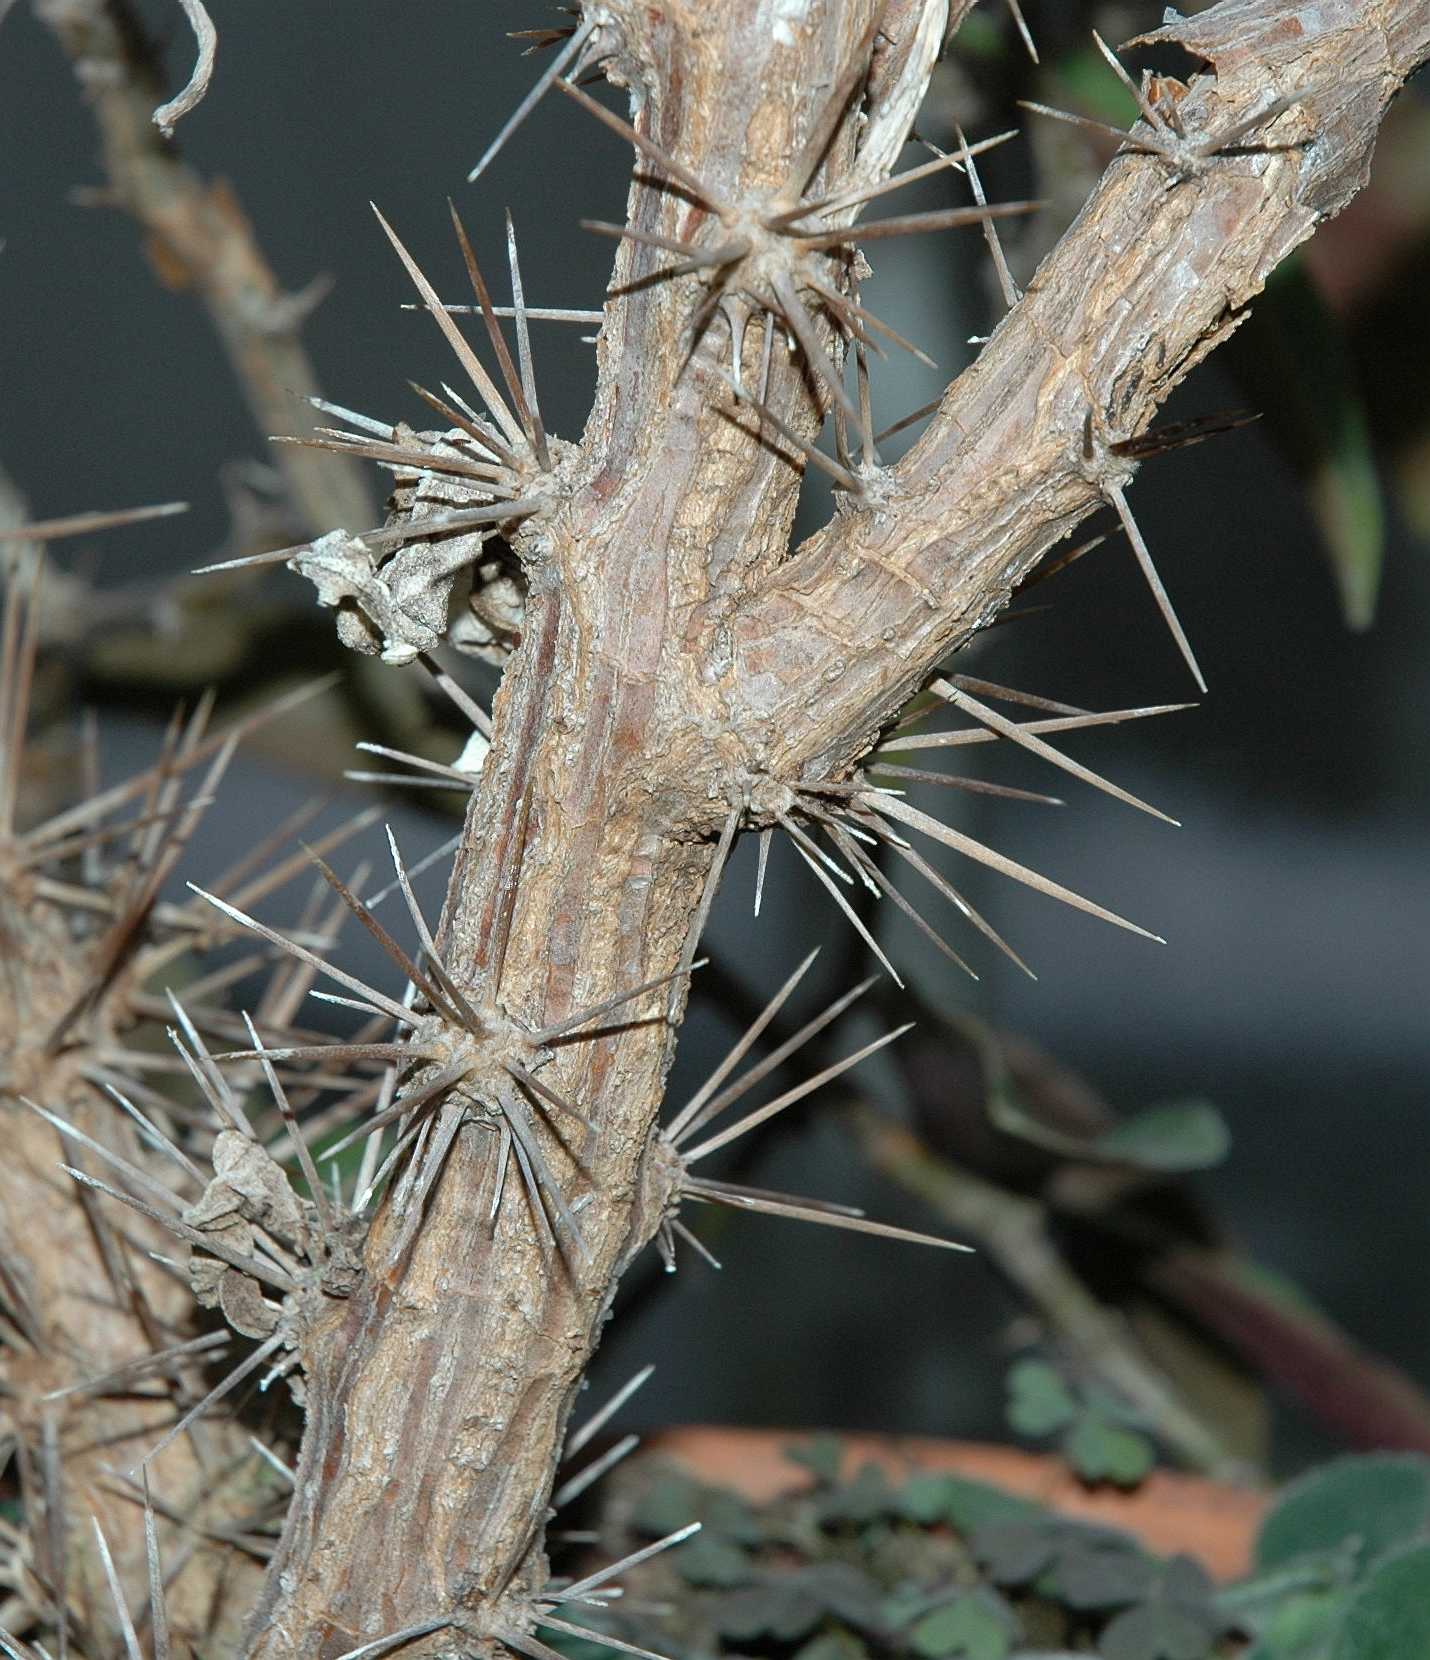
[0, 891, 263, 1655]
[216, 0, 1427, 1653]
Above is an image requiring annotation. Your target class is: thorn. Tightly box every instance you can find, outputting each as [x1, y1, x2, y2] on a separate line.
[929, 677, 1180, 824]
[371, 204, 526, 454]
[531, 959, 708, 1046]
[274, 432, 511, 488]
[242, 1012, 334, 1251]
[401, 301, 604, 324]
[779, 4, 888, 204]
[804, 273, 937, 370]
[467, 16, 594, 183]
[1104, 482, 1207, 692]
[664, 948, 820, 1144]
[365, 830, 462, 909]
[550, 1522, 702, 1603]
[674, 967, 878, 1151]
[770, 270, 864, 433]
[1014, 532, 1106, 591]
[813, 809, 978, 980]
[0, 500, 188, 542]
[417, 650, 494, 737]
[142, 1469, 171, 1660]
[248, 1434, 296, 1487]
[506, 211, 552, 470]
[91, 1515, 144, 1660]
[307, 396, 395, 439]
[874, 396, 942, 447]
[1004, 0, 1039, 62]
[877, 700, 1196, 754]
[333, 1618, 453, 1660]
[320, 1058, 468, 1161]
[41, 1330, 231, 1402]
[505, 1059, 596, 1134]
[867, 763, 1063, 806]
[1092, 30, 1169, 134]
[447, 200, 542, 462]
[753, 827, 772, 916]
[685, 1177, 973, 1252]
[566, 1363, 655, 1460]
[554, 77, 728, 211]
[21, 1097, 186, 1216]
[353, 742, 475, 784]
[502, 1085, 588, 1261]
[134, 1331, 286, 1473]
[951, 123, 1021, 310]
[860, 792, 1164, 943]
[794, 200, 1043, 250]
[681, 1022, 915, 1164]
[707, 363, 863, 495]
[60, 1166, 297, 1291]
[1109, 410, 1261, 460]
[552, 1432, 640, 1510]
[383, 825, 485, 1029]
[1017, 98, 1136, 148]
[669, 808, 738, 1020]
[767, 129, 1017, 228]
[781, 812, 902, 986]
[187, 882, 417, 1026]
[941, 674, 1087, 716]
[534, 1616, 680, 1660]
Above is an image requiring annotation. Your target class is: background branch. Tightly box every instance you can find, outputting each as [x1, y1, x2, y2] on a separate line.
[36, 0, 372, 536]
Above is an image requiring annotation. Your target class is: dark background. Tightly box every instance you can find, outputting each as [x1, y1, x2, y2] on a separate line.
[2, 1, 1427, 1473]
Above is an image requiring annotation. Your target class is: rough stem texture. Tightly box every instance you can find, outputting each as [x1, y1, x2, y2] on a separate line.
[217, 0, 1426, 1653]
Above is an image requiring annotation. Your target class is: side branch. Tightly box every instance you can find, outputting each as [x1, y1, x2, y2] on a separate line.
[729, 0, 1430, 779]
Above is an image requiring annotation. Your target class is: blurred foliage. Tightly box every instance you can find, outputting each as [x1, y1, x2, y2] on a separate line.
[1004, 1358, 1158, 1487]
[543, 1443, 1430, 1660]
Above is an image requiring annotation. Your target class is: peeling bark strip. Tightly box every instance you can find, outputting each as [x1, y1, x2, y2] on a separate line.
[245, 1, 1429, 1654]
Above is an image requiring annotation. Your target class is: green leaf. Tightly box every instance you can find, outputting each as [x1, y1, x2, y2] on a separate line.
[1241, 1588, 1350, 1660]
[633, 1471, 704, 1538]
[1221, 1543, 1360, 1650]
[717, 1562, 887, 1642]
[1256, 1455, 1430, 1574]
[1064, 1413, 1157, 1488]
[1055, 1535, 1157, 1609]
[787, 1434, 846, 1486]
[909, 1593, 1013, 1660]
[1099, 1603, 1219, 1660]
[1090, 1100, 1231, 1173]
[716, 1581, 822, 1644]
[793, 1633, 869, 1660]
[817, 1462, 896, 1525]
[1093, 1552, 1232, 1660]
[1329, 1542, 1430, 1660]
[672, 1532, 755, 1587]
[897, 1472, 1043, 1535]
[900, 1474, 962, 1524]
[974, 1517, 1074, 1586]
[1227, 257, 1385, 631]
[1006, 1359, 1079, 1438]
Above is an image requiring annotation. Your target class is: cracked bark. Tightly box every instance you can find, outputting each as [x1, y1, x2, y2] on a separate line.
[241, 1, 1429, 1654]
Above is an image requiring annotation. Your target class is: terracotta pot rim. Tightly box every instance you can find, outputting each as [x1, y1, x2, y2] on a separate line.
[641, 1424, 1268, 1582]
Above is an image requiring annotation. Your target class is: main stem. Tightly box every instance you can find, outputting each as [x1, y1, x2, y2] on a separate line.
[248, 594, 716, 1657]
[245, 7, 884, 1648]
